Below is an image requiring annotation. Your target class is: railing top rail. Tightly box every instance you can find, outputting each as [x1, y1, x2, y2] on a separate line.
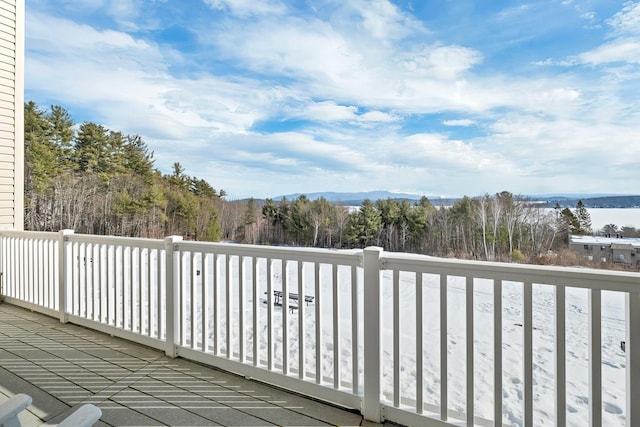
[175, 240, 363, 266]
[67, 233, 166, 250]
[0, 230, 59, 240]
[382, 250, 640, 293]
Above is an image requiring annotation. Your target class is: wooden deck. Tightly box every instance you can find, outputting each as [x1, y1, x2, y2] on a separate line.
[0, 303, 382, 426]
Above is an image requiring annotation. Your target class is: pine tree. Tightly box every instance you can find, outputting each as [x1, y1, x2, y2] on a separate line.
[574, 200, 592, 235]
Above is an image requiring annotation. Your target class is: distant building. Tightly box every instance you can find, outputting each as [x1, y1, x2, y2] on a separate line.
[570, 235, 640, 268]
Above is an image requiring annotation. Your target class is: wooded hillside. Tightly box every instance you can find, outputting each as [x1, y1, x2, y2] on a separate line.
[25, 101, 223, 240]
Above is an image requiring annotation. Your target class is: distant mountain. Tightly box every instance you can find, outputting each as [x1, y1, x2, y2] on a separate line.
[540, 195, 640, 208]
[273, 191, 426, 204]
[267, 191, 640, 208]
[530, 193, 629, 201]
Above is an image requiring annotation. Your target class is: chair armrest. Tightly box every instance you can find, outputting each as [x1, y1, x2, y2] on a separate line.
[0, 393, 32, 426]
[56, 404, 102, 427]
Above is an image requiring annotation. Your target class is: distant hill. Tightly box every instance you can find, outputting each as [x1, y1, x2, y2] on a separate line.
[268, 191, 640, 208]
[539, 195, 640, 208]
[273, 191, 427, 205]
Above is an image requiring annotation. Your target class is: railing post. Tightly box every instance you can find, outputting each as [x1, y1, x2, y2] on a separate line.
[363, 246, 383, 422]
[58, 229, 74, 323]
[626, 290, 640, 426]
[165, 236, 183, 358]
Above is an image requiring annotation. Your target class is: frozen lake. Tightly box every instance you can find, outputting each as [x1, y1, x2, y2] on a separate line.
[586, 208, 640, 231]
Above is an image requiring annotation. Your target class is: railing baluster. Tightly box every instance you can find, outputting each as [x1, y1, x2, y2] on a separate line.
[94, 243, 100, 321]
[202, 252, 209, 352]
[107, 245, 112, 325]
[252, 256, 258, 366]
[34, 239, 38, 305]
[267, 257, 273, 370]
[180, 250, 187, 346]
[466, 276, 474, 426]
[147, 248, 152, 336]
[226, 254, 232, 358]
[139, 247, 144, 333]
[92, 243, 97, 320]
[315, 261, 321, 384]
[40, 240, 46, 308]
[157, 248, 163, 339]
[393, 269, 400, 407]
[283, 259, 289, 375]
[77, 241, 81, 316]
[100, 244, 105, 323]
[298, 260, 305, 379]
[416, 272, 423, 414]
[555, 285, 566, 427]
[73, 242, 78, 316]
[351, 264, 358, 394]
[35, 239, 40, 305]
[87, 243, 91, 320]
[15, 237, 19, 300]
[115, 245, 119, 326]
[627, 290, 640, 427]
[494, 279, 503, 427]
[15, 240, 20, 299]
[213, 253, 219, 355]
[119, 245, 124, 328]
[333, 263, 339, 388]
[238, 255, 244, 361]
[191, 251, 197, 349]
[440, 273, 448, 421]
[83, 243, 88, 318]
[589, 288, 602, 426]
[131, 246, 136, 331]
[53, 239, 59, 311]
[20, 238, 24, 301]
[523, 282, 533, 427]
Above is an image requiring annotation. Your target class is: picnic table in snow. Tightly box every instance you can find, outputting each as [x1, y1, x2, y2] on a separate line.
[266, 290, 315, 307]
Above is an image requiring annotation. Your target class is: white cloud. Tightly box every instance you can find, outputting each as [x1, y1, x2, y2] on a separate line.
[443, 119, 475, 127]
[354, 0, 426, 41]
[287, 101, 358, 122]
[573, 3, 640, 66]
[607, 2, 640, 36]
[203, 0, 286, 17]
[356, 111, 399, 124]
[579, 39, 640, 64]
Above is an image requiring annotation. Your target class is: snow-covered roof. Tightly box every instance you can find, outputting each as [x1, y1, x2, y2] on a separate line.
[570, 235, 640, 248]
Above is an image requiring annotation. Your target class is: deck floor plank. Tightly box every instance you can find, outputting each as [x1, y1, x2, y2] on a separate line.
[0, 304, 371, 427]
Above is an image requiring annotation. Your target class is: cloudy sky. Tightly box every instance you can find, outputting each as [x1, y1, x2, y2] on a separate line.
[25, 0, 640, 199]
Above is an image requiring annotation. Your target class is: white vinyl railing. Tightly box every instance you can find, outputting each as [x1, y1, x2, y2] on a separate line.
[1, 230, 639, 427]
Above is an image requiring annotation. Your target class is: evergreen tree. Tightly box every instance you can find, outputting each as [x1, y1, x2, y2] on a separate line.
[574, 200, 592, 235]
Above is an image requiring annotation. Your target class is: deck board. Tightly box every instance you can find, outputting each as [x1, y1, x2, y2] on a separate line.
[0, 304, 373, 427]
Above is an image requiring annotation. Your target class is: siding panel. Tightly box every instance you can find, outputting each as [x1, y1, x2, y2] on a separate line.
[0, 144, 13, 155]
[0, 0, 20, 230]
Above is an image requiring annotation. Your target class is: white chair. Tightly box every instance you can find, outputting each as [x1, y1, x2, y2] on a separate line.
[56, 404, 102, 427]
[0, 394, 32, 427]
[0, 394, 101, 427]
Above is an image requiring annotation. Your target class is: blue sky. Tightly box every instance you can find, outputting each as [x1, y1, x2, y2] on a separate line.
[25, 0, 640, 199]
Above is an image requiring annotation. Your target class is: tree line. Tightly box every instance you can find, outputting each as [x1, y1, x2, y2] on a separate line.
[25, 101, 639, 266]
[25, 101, 223, 240]
[241, 193, 598, 263]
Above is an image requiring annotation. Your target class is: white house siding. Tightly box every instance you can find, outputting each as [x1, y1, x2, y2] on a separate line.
[0, 0, 22, 230]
